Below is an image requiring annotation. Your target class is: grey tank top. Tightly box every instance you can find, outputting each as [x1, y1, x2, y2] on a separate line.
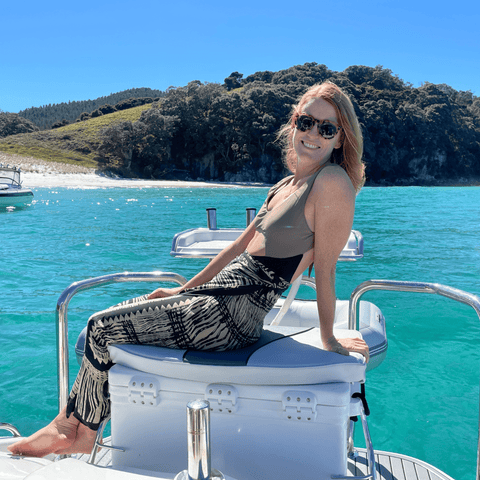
[254, 164, 332, 258]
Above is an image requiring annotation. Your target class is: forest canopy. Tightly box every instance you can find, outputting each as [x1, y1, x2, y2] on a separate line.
[97, 63, 480, 185]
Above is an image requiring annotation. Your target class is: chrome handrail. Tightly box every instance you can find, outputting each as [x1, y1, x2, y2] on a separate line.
[332, 404, 376, 480]
[301, 275, 316, 291]
[56, 271, 188, 412]
[0, 423, 21, 437]
[348, 279, 480, 480]
[87, 415, 125, 465]
[349, 280, 480, 330]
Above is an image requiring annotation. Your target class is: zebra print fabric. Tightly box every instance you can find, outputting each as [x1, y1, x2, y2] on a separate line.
[66, 251, 291, 429]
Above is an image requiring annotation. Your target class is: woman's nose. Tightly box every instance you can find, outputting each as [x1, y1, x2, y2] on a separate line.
[306, 124, 320, 139]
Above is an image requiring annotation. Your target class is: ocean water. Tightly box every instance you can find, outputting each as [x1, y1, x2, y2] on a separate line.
[1, 185, 479, 480]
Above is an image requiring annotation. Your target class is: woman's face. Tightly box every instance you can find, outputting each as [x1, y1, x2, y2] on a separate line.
[293, 97, 342, 170]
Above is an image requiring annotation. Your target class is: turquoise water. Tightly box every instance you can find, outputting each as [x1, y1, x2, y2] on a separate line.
[1, 185, 479, 480]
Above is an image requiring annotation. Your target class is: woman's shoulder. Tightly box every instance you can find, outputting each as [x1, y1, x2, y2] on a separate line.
[316, 163, 353, 186]
[311, 164, 355, 200]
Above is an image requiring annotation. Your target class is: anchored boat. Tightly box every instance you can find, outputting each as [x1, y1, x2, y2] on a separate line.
[0, 164, 34, 209]
[1, 208, 479, 480]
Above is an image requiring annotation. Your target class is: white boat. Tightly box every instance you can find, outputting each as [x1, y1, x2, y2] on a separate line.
[1, 208, 479, 480]
[0, 164, 34, 208]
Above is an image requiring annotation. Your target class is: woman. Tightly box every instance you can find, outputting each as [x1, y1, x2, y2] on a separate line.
[9, 81, 369, 458]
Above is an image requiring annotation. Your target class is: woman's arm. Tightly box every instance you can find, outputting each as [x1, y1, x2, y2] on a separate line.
[148, 219, 258, 299]
[311, 168, 369, 360]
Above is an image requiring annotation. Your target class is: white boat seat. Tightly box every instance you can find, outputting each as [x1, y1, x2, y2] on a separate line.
[109, 326, 366, 386]
[170, 228, 363, 261]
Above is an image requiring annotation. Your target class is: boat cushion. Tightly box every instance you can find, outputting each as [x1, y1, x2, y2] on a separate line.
[109, 326, 366, 385]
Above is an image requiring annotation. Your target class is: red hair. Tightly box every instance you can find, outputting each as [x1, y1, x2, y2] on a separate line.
[277, 82, 365, 192]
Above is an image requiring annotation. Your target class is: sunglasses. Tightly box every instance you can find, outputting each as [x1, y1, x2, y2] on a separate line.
[295, 115, 342, 139]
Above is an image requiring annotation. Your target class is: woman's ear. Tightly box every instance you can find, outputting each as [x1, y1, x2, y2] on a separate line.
[334, 130, 344, 150]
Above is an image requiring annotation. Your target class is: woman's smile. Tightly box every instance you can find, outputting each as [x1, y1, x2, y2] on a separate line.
[302, 140, 320, 149]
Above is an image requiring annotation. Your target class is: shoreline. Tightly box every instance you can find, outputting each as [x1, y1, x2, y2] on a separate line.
[21, 171, 270, 189]
[0, 152, 270, 189]
[2, 152, 479, 189]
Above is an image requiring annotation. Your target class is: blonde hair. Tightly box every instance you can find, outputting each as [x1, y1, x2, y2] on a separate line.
[277, 81, 365, 192]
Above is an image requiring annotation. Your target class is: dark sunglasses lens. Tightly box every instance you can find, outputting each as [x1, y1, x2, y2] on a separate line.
[297, 116, 314, 131]
[319, 123, 338, 139]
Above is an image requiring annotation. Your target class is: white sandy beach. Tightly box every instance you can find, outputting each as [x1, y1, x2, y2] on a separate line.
[1, 152, 266, 189]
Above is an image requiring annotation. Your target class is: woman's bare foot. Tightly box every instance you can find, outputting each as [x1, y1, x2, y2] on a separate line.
[7, 407, 79, 457]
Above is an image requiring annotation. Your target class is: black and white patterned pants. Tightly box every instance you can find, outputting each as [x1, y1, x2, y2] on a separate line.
[66, 251, 291, 429]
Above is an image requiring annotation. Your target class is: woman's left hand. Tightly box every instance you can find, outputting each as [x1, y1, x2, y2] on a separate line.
[325, 336, 370, 363]
[148, 286, 184, 300]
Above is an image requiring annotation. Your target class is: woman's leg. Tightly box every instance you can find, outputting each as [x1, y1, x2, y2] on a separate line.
[8, 293, 220, 457]
[65, 293, 195, 430]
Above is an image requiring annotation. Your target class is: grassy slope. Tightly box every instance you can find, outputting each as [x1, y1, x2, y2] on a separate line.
[0, 104, 152, 168]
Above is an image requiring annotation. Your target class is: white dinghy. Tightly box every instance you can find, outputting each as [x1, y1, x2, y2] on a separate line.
[1, 209, 479, 480]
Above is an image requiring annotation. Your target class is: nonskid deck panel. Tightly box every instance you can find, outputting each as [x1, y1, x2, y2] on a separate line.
[74, 441, 455, 480]
[349, 448, 455, 480]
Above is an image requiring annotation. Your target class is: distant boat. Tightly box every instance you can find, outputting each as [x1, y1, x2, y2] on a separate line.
[0, 164, 34, 208]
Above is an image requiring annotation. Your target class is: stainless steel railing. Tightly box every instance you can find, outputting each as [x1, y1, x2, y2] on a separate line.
[332, 404, 376, 480]
[347, 279, 480, 480]
[0, 423, 21, 437]
[56, 271, 187, 412]
[348, 279, 480, 331]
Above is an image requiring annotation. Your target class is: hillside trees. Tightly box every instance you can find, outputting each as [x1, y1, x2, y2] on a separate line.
[78, 97, 158, 122]
[95, 64, 480, 184]
[224, 72, 244, 91]
[360, 81, 480, 183]
[17, 88, 165, 129]
[98, 80, 297, 182]
[232, 84, 296, 180]
[0, 113, 39, 138]
[132, 110, 180, 178]
[98, 108, 179, 178]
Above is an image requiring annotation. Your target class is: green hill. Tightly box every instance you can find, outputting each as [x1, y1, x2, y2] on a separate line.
[16, 87, 164, 129]
[0, 103, 152, 169]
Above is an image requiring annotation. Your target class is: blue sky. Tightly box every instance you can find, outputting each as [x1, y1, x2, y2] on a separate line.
[1, 0, 479, 113]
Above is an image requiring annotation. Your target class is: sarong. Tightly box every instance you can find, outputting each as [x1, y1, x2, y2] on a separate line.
[66, 251, 293, 429]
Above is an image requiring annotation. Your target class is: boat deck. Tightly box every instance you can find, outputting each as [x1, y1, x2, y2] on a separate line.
[349, 448, 455, 480]
[75, 445, 455, 479]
